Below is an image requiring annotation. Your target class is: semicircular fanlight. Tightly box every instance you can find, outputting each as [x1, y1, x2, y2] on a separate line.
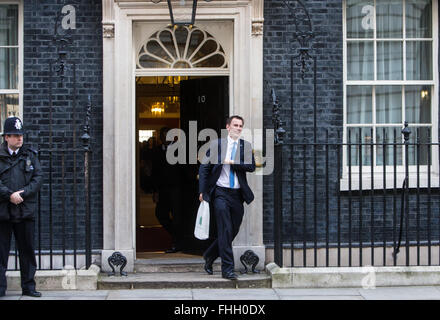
[137, 26, 228, 69]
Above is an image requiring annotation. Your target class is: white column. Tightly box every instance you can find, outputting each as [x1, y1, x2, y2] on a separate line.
[102, 0, 116, 271]
[101, 0, 135, 272]
[232, 0, 266, 271]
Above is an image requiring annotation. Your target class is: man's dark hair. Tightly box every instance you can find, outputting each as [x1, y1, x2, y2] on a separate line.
[226, 115, 244, 126]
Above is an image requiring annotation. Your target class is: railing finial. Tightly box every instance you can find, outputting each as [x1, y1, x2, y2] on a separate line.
[401, 121, 411, 142]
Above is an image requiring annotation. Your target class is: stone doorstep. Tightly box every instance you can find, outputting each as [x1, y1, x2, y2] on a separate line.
[266, 263, 440, 288]
[5, 264, 100, 291]
[101, 259, 270, 289]
[97, 272, 272, 290]
[134, 260, 222, 273]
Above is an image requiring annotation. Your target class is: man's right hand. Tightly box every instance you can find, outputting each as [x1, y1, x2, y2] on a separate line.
[199, 193, 204, 202]
[153, 192, 159, 203]
[10, 190, 24, 205]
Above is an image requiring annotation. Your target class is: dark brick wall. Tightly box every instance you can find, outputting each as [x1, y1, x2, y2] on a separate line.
[262, 0, 440, 248]
[17, 0, 439, 253]
[263, 0, 344, 245]
[23, 0, 103, 251]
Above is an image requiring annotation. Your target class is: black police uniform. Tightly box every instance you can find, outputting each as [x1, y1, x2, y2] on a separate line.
[0, 118, 43, 297]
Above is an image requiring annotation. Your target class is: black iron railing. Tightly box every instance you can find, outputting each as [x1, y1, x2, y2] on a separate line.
[7, 98, 93, 272]
[6, 3, 96, 272]
[273, 117, 440, 268]
[269, 1, 440, 269]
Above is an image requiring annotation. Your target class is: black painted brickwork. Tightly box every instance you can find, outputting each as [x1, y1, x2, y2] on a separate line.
[22, 0, 103, 251]
[262, 0, 440, 248]
[16, 0, 439, 254]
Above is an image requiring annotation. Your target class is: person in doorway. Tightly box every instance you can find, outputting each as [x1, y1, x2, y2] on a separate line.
[198, 115, 256, 280]
[141, 137, 156, 194]
[0, 117, 43, 297]
[139, 140, 148, 193]
[152, 127, 184, 253]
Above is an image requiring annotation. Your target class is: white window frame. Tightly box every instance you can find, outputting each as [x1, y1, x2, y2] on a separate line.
[0, 0, 23, 126]
[342, 0, 439, 190]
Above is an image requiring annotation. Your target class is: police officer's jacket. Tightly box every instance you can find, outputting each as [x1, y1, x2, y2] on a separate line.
[0, 143, 43, 222]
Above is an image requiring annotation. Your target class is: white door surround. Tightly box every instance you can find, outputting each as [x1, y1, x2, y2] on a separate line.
[101, 0, 264, 272]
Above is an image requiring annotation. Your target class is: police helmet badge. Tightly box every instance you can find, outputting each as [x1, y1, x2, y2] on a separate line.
[2, 117, 24, 135]
[15, 119, 22, 130]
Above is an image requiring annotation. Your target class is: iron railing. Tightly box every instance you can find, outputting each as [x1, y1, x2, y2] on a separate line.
[7, 97, 94, 272]
[269, 1, 439, 268]
[273, 117, 440, 268]
[6, 12, 95, 271]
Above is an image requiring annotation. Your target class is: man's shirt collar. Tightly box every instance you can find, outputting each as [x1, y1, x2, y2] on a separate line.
[8, 147, 19, 155]
[227, 135, 239, 145]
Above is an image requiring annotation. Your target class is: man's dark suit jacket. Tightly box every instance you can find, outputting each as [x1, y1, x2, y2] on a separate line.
[151, 143, 184, 191]
[198, 138, 256, 205]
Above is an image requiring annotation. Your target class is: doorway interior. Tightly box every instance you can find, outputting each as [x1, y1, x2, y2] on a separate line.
[136, 75, 229, 258]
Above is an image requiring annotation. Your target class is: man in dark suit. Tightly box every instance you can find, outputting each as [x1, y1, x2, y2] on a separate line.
[198, 115, 255, 280]
[152, 127, 184, 253]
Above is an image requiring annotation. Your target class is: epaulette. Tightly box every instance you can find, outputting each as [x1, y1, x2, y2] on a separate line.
[27, 147, 38, 155]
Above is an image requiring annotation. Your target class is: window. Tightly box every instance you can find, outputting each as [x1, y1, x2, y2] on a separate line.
[344, 0, 437, 171]
[0, 3, 20, 133]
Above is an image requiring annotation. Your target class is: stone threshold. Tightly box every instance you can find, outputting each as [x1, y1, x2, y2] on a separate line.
[98, 272, 272, 290]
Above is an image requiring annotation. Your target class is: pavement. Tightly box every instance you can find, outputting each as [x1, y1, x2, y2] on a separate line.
[2, 286, 440, 300]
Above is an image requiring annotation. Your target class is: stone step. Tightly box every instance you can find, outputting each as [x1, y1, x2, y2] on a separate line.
[98, 272, 271, 290]
[134, 258, 222, 273]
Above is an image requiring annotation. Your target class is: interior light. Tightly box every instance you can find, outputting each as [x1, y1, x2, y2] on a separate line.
[151, 102, 165, 115]
[167, 95, 179, 103]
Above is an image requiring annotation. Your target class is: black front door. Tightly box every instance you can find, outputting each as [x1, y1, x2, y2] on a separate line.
[180, 76, 229, 253]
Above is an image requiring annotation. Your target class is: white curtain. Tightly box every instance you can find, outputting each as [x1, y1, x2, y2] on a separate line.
[376, 1, 403, 80]
[347, 86, 372, 124]
[376, 86, 401, 124]
[0, 5, 18, 90]
[347, 42, 374, 80]
[376, 0, 403, 38]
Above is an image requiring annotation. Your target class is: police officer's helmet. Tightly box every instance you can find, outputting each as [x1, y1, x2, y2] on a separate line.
[3, 117, 24, 136]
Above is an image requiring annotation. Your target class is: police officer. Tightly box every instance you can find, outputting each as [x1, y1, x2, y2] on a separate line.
[0, 117, 43, 298]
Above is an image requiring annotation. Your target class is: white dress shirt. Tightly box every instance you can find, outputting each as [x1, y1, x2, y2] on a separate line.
[8, 147, 19, 156]
[216, 135, 240, 189]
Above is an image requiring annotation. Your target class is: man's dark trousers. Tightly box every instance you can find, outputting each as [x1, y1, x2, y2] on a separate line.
[0, 220, 37, 294]
[204, 186, 244, 274]
[155, 186, 184, 247]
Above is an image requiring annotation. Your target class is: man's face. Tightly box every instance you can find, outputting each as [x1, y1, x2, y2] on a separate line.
[5, 134, 23, 150]
[226, 118, 243, 140]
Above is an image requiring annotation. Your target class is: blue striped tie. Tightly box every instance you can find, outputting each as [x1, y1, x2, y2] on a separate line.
[229, 142, 237, 188]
